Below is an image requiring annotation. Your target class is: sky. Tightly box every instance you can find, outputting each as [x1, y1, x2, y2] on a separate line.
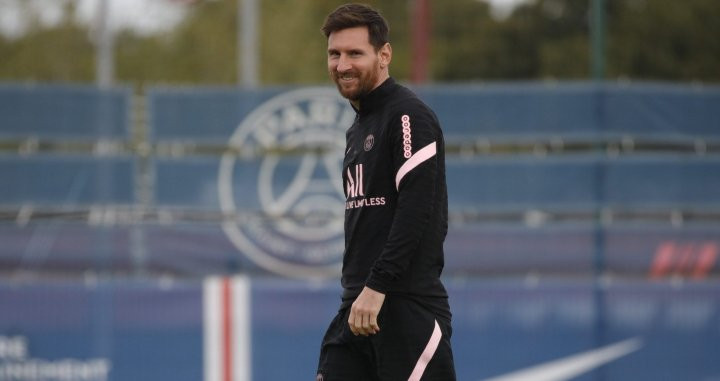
[0, 0, 187, 37]
[0, 0, 531, 38]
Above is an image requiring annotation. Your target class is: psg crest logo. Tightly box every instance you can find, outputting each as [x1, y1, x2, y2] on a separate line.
[218, 88, 354, 278]
[364, 134, 375, 151]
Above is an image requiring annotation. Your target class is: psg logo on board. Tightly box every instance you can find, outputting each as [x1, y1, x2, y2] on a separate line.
[218, 88, 353, 278]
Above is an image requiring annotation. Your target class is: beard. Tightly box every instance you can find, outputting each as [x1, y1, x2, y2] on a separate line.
[331, 65, 381, 101]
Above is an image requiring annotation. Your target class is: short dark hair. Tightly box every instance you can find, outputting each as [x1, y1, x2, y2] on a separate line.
[321, 3, 390, 51]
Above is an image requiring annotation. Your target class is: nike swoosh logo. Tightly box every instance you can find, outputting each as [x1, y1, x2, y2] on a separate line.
[480, 338, 643, 381]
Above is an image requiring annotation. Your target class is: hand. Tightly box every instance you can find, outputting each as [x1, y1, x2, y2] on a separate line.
[348, 286, 386, 336]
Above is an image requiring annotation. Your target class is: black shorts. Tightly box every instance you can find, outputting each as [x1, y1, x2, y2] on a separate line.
[317, 294, 455, 381]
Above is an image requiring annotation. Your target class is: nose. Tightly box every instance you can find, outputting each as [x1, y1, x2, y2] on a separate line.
[336, 55, 352, 72]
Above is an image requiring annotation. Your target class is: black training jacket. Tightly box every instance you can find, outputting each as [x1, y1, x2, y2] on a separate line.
[341, 77, 449, 306]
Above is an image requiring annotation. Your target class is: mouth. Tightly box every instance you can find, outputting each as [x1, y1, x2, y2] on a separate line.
[336, 72, 357, 84]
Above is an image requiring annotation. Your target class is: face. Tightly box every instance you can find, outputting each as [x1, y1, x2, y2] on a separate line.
[327, 26, 391, 103]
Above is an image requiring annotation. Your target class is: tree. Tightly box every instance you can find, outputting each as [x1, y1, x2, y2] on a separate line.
[608, 0, 720, 81]
[0, 1, 93, 82]
[257, 0, 411, 84]
[0, 0, 718, 84]
[116, 0, 237, 85]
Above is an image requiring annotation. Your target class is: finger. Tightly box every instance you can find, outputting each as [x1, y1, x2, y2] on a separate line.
[353, 310, 364, 336]
[369, 313, 380, 334]
[360, 313, 370, 336]
[366, 313, 378, 335]
[357, 313, 368, 336]
[348, 310, 358, 336]
[364, 314, 377, 335]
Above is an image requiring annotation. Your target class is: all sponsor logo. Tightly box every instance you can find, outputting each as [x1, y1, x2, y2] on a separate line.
[481, 338, 643, 381]
[0, 335, 111, 381]
[649, 241, 718, 279]
[346, 164, 365, 198]
[218, 88, 354, 278]
[344, 163, 386, 210]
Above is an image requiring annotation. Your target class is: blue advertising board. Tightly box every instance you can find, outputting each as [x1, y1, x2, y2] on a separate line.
[2, 278, 719, 381]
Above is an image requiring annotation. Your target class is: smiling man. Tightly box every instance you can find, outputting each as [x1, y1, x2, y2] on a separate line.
[317, 4, 456, 381]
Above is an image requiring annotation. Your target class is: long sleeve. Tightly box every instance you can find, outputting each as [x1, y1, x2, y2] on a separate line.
[365, 105, 443, 293]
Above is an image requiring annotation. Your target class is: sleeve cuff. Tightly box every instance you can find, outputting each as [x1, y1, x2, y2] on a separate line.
[365, 269, 393, 294]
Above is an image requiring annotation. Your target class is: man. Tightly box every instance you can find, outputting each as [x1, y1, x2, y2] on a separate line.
[317, 4, 455, 381]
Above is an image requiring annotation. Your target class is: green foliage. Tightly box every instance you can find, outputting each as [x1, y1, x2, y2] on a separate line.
[607, 0, 720, 81]
[258, 0, 411, 84]
[116, 0, 238, 85]
[0, 2, 93, 82]
[0, 0, 718, 85]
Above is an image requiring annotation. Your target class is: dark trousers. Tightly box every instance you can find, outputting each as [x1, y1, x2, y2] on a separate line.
[317, 295, 456, 381]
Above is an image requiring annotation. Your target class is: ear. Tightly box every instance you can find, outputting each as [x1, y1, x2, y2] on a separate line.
[379, 43, 392, 68]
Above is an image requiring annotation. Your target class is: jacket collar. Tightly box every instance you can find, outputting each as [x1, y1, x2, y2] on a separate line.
[352, 77, 396, 115]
